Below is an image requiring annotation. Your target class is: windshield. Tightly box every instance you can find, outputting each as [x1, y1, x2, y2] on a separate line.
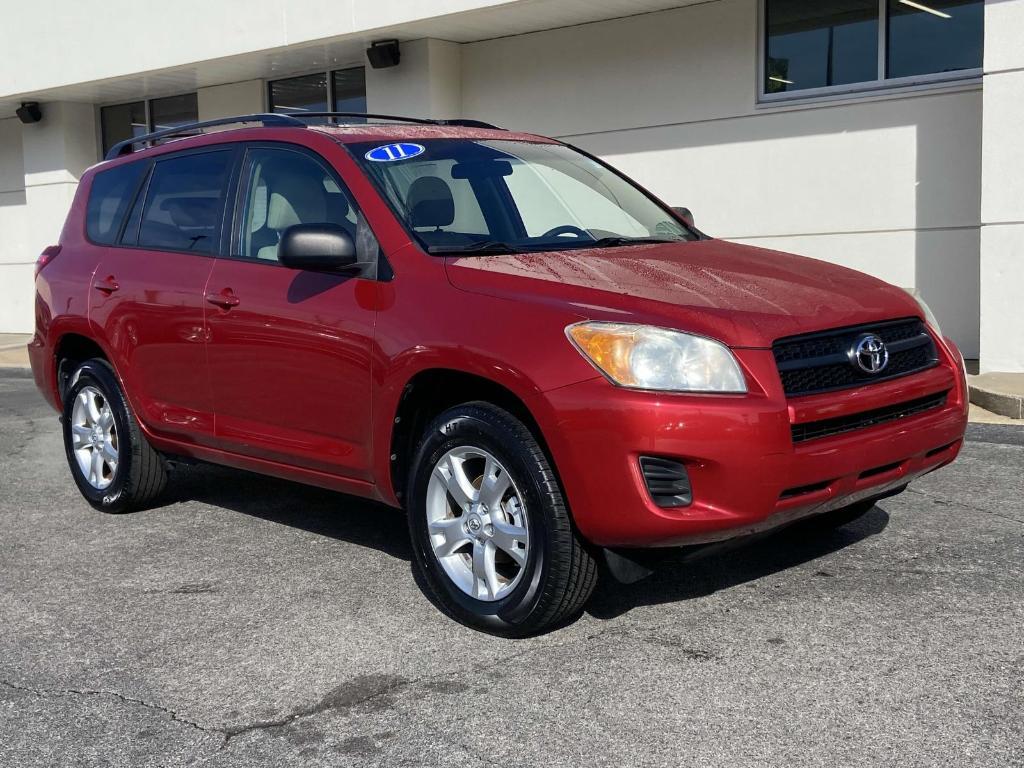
[350, 139, 694, 254]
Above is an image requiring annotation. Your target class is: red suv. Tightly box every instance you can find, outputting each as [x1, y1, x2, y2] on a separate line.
[29, 113, 968, 635]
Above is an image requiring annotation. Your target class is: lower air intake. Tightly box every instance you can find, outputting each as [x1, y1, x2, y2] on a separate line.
[639, 456, 692, 508]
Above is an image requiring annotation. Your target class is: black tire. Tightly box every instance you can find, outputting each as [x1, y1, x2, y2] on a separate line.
[407, 402, 598, 637]
[62, 358, 168, 513]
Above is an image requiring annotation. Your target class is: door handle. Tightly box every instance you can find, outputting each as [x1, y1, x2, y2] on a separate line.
[205, 289, 240, 309]
[93, 275, 120, 294]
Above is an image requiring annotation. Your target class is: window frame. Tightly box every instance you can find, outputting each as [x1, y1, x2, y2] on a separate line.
[83, 160, 151, 247]
[267, 65, 367, 116]
[226, 141, 378, 272]
[757, 0, 982, 104]
[108, 144, 241, 259]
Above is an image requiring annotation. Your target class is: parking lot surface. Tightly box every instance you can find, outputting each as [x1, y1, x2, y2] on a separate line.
[1, 371, 1022, 767]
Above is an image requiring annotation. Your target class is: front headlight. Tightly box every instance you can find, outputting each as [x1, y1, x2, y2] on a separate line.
[566, 322, 747, 393]
[907, 288, 943, 337]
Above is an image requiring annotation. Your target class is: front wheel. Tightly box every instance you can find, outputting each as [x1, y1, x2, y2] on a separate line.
[62, 359, 168, 513]
[407, 402, 597, 636]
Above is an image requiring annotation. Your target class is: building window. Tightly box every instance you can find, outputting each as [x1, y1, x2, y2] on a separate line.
[100, 101, 147, 155]
[268, 73, 329, 113]
[762, 0, 983, 99]
[268, 67, 366, 119]
[332, 68, 368, 114]
[150, 93, 199, 132]
[886, 0, 984, 79]
[100, 94, 198, 155]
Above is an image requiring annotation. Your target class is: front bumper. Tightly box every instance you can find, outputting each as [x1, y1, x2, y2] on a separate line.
[539, 340, 968, 548]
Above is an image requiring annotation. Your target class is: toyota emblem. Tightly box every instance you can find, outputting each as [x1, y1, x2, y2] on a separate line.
[851, 334, 889, 374]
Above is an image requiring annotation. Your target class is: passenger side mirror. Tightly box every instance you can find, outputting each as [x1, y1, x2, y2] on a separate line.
[278, 223, 358, 272]
[672, 207, 695, 228]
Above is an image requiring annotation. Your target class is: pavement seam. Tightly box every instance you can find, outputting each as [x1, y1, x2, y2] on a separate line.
[0, 679, 221, 739]
[905, 487, 1024, 527]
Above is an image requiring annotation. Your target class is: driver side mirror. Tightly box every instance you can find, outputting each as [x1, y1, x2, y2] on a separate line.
[278, 223, 358, 272]
[672, 207, 695, 228]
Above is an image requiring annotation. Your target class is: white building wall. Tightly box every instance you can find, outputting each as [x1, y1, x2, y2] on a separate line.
[461, 0, 983, 356]
[0, 0, 521, 99]
[0, 118, 31, 333]
[21, 102, 99, 260]
[367, 39, 463, 118]
[979, 0, 1024, 373]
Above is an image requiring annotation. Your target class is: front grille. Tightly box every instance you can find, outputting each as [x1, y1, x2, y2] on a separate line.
[774, 318, 938, 397]
[791, 391, 948, 443]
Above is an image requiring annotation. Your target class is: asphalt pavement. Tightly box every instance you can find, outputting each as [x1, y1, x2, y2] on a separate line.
[1, 372, 1022, 767]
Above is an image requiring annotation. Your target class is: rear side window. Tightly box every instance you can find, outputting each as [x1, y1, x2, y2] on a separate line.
[138, 151, 232, 254]
[86, 162, 147, 244]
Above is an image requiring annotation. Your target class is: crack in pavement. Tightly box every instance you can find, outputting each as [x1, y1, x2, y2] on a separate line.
[0, 679, 220, 739]
[216, 626, 634, 749]
[220, 673, 411, 746]
[3, 622, 642, 762]
[906, 487, 1024, 527]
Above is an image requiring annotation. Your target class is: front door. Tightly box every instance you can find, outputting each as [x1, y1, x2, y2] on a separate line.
[204, 144, 377, 480]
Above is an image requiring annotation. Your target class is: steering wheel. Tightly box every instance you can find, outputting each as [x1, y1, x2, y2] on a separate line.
[541, 225, 592, 240]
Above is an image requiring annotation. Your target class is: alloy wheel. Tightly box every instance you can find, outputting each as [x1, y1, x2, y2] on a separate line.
[425, 446, 530, 601]
[70, 385, 119, 490]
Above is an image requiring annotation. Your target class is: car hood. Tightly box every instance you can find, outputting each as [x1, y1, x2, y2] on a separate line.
[444, 239, 920, 348]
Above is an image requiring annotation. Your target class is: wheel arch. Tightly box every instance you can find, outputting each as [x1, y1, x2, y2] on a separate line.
[386, 367, 558, 507]
[54, 332, 111, 403]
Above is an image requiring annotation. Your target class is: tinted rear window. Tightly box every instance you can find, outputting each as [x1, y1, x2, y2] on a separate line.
[86, 162, 147, 244]
[138, 151, 232, 254]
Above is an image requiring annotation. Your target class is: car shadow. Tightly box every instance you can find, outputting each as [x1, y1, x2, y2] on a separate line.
[163, 460, 889, 625]
[165, 461, 413, 562]
[585, 506, 890, 621]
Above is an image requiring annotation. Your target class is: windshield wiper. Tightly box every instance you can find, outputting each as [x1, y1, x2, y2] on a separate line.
[581, 236, 684, 248]
[428, 241, 525, 255]
[429, 236, 684, 255]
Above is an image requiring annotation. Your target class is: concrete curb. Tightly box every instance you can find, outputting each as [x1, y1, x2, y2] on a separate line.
[968, 375, 1023, 420]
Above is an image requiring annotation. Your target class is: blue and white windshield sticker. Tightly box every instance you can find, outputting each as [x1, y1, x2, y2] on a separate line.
[365, 143, 426, 162]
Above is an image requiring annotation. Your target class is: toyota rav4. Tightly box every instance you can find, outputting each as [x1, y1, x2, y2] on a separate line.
[28, 112, 968, 635]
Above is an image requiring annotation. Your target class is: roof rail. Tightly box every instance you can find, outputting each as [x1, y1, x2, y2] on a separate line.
[103, 111, 504, 161]
[104, 113, 302, 160]
[287, 112, 502, 130]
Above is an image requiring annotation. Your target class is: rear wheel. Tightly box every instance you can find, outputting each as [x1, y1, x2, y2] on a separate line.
[62, 359, 168, 513]
[407, 402, 598, 636]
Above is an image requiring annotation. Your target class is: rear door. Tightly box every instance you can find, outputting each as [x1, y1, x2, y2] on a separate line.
[203, 143, 377, 480]
[89, 147, 235, 446]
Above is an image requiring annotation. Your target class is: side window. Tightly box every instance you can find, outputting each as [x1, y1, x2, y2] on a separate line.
[137, 151, 231, 254]
[86, 162, 147, 244]
[239, 148, 359, 262]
